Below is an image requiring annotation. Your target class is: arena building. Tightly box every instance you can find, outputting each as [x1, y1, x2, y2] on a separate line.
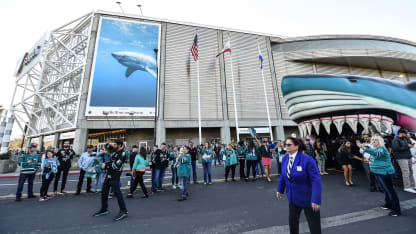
[2, 10, 416, 154]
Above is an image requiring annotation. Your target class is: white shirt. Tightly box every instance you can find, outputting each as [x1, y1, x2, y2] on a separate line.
[360, 142, 373, 161]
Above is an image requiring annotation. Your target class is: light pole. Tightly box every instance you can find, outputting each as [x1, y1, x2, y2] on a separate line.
[137, 4, 143, 16]
[116, 2, 125, 14]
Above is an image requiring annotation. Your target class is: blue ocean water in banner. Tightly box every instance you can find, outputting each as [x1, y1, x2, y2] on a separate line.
[90, 18, 159, 107]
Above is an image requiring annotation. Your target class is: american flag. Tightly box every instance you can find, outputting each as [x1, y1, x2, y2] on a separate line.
[191, 34, 198, 61]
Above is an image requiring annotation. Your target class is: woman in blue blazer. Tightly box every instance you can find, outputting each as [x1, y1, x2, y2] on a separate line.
[276, 137, 322, 234]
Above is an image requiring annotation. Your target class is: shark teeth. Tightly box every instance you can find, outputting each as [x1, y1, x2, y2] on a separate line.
[310, 119, 321, 135]
[320, 117, 332, 135]
[332, 116, 346, 135]
[358, 114, 370, 134]
[381, 116, 394, 133]
[346, 115, 359, 134]
[370, 114, 382, 133]
[297, 114, 395, 136]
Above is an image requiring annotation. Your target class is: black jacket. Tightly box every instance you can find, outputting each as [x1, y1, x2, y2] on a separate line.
[190, 147, 198, 162]
[106, 149, 126, 177]
[153, 149, 169, 169]
[392, 136, 412, 159]
[56, 148, 75, 170]
[129, 152, 138, 170]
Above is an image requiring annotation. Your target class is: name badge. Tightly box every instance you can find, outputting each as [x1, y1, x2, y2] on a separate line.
[297, 166, 302, 172]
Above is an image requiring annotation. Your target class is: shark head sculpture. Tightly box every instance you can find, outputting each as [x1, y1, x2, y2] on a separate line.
[111, 51, 157, 79]
[281, 74, 416, 136]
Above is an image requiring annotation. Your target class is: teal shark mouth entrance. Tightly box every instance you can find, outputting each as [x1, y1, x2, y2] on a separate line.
[281, 74, 416, 137]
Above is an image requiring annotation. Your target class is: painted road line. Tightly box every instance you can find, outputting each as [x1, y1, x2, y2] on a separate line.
[241, 198, 416, 234]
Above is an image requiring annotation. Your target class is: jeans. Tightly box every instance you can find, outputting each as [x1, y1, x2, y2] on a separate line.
[40, 174, 55, 197]
[246, 160, 257, 178]
[76, 169, 92, 193]
[180, 176, 188, 197]
[152, 168, 166, 190]
[396, 159, 415, 189]
[16, 173, 35, 198]
[362, 162, 380, 190]
[94, 172, 106, 192]
[374, 173, 401, 214]
[316, 156, 326, 173]
[214, 154, 222, 166]
[171, 166, 179, 185]
[191, 161, 197, 182]
[289, 202, 321, 234]
[130, 171, 148, 195]
[101, 174, 127, 213]
[202, 161, 212, 183]
[277, 160, 282, 175]
[256, 160, 265, 175]
[53, 166, 69, 192]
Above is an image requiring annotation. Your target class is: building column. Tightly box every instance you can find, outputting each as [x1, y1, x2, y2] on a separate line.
[156, 121, 166, 145]
[73, 128, 88, 155]
[221, 125, 231, 145]
[53, 132, 60, 148]
[38, 135, 45, 152]
[273, 125, 285, 141]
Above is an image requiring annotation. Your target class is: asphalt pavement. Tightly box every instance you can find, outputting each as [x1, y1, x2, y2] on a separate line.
[1, 161, 415, 234]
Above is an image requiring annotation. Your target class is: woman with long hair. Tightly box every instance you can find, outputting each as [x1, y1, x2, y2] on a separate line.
[199, 142, 214, 185]
[177, 146, 191, 201]
[245, 140, 258, 181]
[337, 140, 361, 186]
[128, 146, 149, 198]
[358, 135, 401, 216]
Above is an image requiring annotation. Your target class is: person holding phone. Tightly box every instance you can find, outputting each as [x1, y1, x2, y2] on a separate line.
[15, 143, 42, 202]
[276, 137, 322, 234]
[358, 135, 401, 216]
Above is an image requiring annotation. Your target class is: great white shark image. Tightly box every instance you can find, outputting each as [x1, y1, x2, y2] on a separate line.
[111, 51, 157, 79]
[281, 74, 416, 136]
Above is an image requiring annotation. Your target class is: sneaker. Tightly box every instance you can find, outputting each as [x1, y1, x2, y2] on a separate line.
[323, 172, 329, 175]
[404, 188, 416, 194]
[60, 191, 67, 195]
[172, 185, 176, 189]
[388, 211, 401, 217]
[141, 194, 149, 199]
[54, 191, 58, 196]
[46, 195, 52, 199]
[193, 181, 198, 184]
[177, 197, 187, 202]
[15, 197, 22, 202]
[39, 197, 47, 202]
[75, 191, 80, 195]
[127, 193, 133, 198]
[208, 182, 213, 185]
[157, 188, 165, 192]
[113, 212, 128, 221]
[108, 195, 113, 199]
[232, 179, 236, 182]
[204, 182, 207, 185]
[94, 210, 109, 217]
[380, 205, 389, 210]
[28, 195, 37, 199]
[86, 190, 95, 194]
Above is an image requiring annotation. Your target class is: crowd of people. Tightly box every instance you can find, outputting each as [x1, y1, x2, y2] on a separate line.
[12, 128, 416, 224]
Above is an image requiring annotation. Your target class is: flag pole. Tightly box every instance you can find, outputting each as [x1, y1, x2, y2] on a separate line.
[197, 57, 202, 145]
[228, 39, 240, 143]
[258, 41, 274, 141]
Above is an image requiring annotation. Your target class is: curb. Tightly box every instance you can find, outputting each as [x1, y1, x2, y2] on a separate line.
[0, 168, 152, 179]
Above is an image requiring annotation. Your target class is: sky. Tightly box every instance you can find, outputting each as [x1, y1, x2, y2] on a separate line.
[1, 0, 416, 138]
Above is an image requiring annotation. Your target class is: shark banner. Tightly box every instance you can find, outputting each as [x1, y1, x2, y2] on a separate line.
[86, 17, 161, 117]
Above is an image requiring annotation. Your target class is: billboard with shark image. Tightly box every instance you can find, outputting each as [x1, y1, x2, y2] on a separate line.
[86, 17, 160, 117]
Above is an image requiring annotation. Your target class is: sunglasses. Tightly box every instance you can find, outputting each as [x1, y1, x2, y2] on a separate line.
[285, 143, 293, 147]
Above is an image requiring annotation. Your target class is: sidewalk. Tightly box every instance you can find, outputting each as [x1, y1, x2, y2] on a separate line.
[0, 166, 149, 179]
